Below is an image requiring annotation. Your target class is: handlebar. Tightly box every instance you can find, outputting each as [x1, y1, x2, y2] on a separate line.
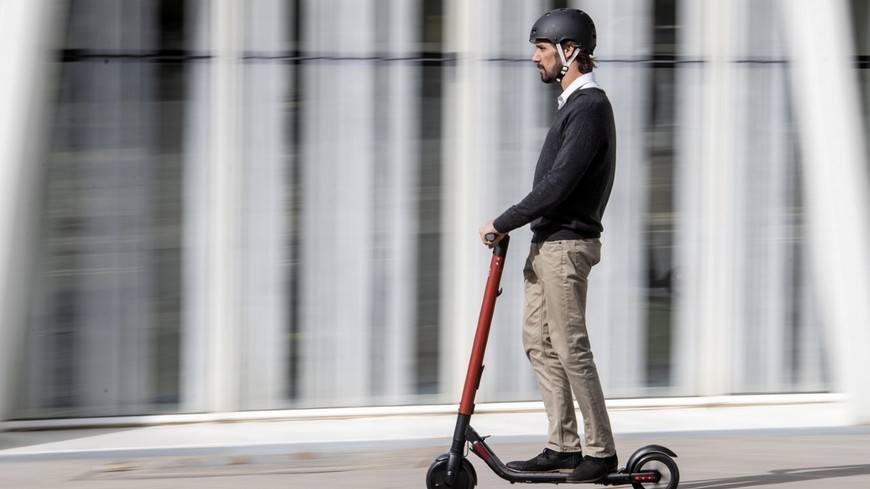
[490, 234, 510, 257]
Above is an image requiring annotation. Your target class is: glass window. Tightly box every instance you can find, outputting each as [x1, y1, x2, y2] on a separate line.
[16, 0, 859, 420]
[21, 0, 189, 417]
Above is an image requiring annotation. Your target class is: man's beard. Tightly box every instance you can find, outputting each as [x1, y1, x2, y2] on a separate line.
[538, 63, 561, 84]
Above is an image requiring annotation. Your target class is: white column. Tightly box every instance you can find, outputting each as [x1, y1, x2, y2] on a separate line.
[440, 0, 494, 400]
[731, 1, 796, 391]
[205, 0, 245, 412]
[299, 0, 376, 404]
[673, 0, 742, 396]
[0, 0, 61, 420]
[374, 0, 421, 402]
[238, 0, 291, 409]
[780, 0, 870, 424]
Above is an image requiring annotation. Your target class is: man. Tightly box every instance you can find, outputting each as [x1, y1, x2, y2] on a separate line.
[478, 8, 618, 483]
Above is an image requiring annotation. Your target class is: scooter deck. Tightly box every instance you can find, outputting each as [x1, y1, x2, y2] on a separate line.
[465, 425, 663, 486]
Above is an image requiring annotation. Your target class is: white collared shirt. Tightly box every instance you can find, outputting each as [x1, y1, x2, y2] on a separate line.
[557, 71, 600, 109]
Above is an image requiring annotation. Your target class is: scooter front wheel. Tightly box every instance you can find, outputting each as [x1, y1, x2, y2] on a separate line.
[631, 452, 679, 489]
[426, 455, 477, 489]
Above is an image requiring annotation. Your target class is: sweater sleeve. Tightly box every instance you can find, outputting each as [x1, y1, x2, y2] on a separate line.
[493, 106, 606, 234]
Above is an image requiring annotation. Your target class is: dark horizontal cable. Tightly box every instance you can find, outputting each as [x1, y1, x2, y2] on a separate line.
[485, 55, 789, 65]
[59, 49, 211, 63]
[242, 50, 453, 62]
[58, 49, 455, 65]
[58, 49, 866, 68]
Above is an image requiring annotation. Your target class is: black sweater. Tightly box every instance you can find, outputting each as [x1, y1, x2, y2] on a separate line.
[493, 87, 616, 242]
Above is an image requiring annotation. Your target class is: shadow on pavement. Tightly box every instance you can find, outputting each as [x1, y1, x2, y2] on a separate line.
[681, 464, 870, 488]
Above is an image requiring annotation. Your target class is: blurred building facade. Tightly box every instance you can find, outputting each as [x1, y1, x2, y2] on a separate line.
[1, 0, 869, 423]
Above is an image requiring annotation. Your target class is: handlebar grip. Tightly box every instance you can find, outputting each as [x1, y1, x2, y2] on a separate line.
[485, 233, 497, 241]
[492, 234, 510, 257]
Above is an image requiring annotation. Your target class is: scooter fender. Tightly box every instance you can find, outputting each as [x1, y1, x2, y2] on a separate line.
[625, 444, 678, 473]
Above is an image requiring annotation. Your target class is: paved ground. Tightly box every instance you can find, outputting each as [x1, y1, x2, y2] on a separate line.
[2, 398, 869, 488]
[2, 429, 870, 488]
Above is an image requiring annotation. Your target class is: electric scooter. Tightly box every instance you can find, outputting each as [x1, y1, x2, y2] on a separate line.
[426, 235, 679, 488]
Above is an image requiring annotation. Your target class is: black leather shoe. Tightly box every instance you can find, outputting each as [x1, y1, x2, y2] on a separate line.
[566, 454, 619, 482]
[506, 448, 583, 472]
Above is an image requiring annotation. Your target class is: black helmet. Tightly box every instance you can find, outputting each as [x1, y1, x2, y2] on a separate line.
[529, 9, 597, 55]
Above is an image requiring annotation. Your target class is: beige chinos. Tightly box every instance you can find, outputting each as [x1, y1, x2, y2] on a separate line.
[522, 239, 616, 458]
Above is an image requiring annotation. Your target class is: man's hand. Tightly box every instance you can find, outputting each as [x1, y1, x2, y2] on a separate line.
[479, 220, 505, 249]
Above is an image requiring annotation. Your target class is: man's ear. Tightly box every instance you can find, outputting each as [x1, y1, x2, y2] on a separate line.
[562, 44, 575, 57]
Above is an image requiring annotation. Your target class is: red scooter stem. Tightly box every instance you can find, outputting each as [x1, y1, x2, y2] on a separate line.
[459, 235, 510, 416]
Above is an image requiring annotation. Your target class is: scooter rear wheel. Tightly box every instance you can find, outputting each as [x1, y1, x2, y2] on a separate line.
[426, 456, 476, 489]
[631, 452, 679, 489]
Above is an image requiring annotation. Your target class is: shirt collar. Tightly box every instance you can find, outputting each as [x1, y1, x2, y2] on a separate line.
[557, 71, 600, 109]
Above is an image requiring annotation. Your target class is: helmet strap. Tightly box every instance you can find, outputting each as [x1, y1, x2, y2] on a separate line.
[555, 42, 581, 83]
